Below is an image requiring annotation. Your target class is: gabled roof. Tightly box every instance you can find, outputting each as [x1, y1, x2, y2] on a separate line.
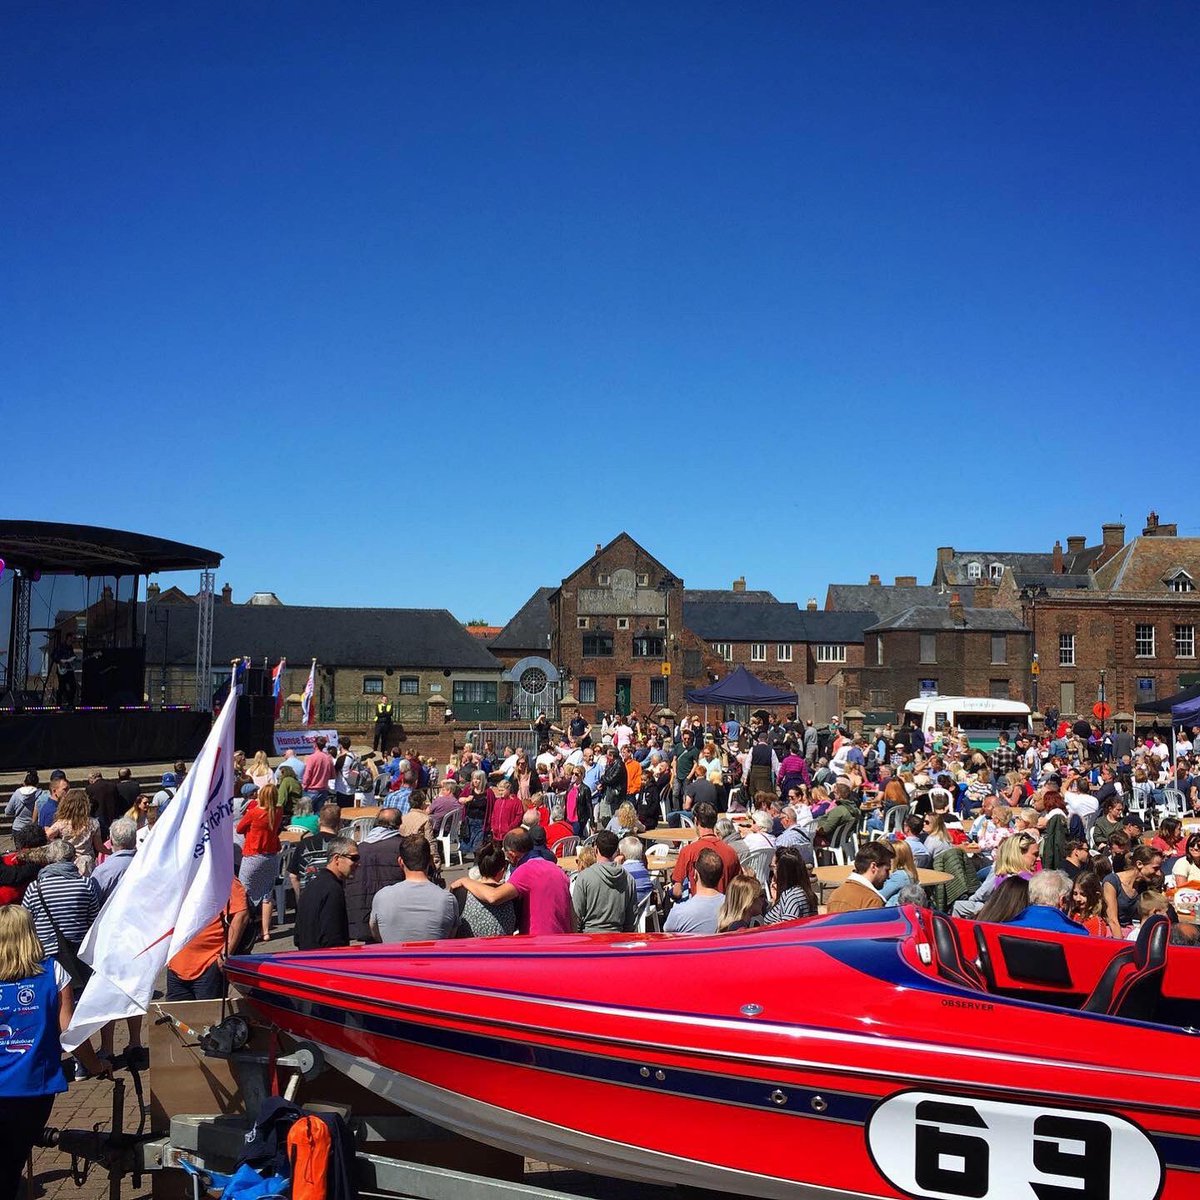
[866, 606, 1027, 633]
[1092, 537, 1200, 594]
[801, 611, 880, 642]
[143, 604, 503, 670]
[938, 552, 1054, 585]
[1012, 573, 1093, 591]
[682, 602, 877, 644]
[489, 587, 555, 652]
[826, 583, 974, 621]
[556, 532, 678, 592]
[683, 588, 779, 604]
[684, 601, 807, 642]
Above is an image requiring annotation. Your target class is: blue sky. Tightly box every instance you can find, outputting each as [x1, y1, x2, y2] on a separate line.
[6, 2, 1198, 624]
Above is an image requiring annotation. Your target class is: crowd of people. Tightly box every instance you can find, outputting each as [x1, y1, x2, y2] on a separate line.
[6, 705, 1200, 1184]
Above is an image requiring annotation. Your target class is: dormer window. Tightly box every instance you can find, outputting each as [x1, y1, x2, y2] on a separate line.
[989, 563, 1004, 581]
[1167, 570, 1195, 593]
[966, 562, 982, 580]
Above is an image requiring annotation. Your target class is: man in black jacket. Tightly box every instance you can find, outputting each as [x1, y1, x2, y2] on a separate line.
[294, 836, 358, 949]
[598, 745, 627, 824]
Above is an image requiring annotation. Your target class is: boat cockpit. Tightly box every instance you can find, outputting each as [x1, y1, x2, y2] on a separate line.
[905, 909, 1200, 1030]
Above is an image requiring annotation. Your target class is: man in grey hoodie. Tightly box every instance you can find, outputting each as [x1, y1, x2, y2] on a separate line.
[572, 830, 637, 933]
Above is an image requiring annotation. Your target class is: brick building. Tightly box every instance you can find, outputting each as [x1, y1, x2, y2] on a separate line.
[1002, 515, 1200, 719]
[859, 593, 1032, 713]
[143, 598, 503, 721]
[548, 535, 690, 716]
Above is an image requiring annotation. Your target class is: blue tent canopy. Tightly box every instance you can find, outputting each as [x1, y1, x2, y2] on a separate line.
[1171, 692, 1200, 726]
[686, 665, 797, 707]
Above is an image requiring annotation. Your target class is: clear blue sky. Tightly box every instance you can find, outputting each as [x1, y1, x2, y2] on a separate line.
[6, 3, 1198, 623]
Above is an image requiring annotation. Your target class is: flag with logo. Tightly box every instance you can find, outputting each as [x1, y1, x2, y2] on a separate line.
[301, 659, 316, 727]
[271, 657, 286, 719]
[61, 689, 239, 1052]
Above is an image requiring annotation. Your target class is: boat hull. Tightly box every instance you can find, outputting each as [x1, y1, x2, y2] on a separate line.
[229, 911, 1200, 1200]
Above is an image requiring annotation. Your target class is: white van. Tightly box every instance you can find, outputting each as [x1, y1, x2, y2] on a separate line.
[902, 696, 1032, 751]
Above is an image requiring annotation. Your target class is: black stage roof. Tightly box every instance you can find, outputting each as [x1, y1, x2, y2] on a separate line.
[0, 521, 222, 576]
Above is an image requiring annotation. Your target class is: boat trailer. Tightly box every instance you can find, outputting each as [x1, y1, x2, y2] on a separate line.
[33, 1001, 606, 1200]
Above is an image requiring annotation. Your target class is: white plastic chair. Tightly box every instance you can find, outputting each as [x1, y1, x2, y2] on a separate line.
[677, 812, 696, 829]
[635, 892, 661, 933]
[436, 808, 463, 867]
[746, 846, 774, 891]
[551, 835, 579, 858]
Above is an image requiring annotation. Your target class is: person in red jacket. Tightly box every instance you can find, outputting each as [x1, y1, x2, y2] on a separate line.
[484, 778, 524, 843]
[0, 825, 48, 904]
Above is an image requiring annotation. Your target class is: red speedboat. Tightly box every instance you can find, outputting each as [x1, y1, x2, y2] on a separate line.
[227, 907, 1200, 1200]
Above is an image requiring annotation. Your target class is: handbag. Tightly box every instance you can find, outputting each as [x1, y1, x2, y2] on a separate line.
[32, 884, 94, 989]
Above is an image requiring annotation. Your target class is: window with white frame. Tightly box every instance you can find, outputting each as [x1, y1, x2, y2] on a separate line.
[577, 617, 589, 629]
[920, 634, 936, 664]
[1059, 633, 1075, 666]
[649, 677, 667, 706]
[991, 634, 1007, 664]
[657, 617, 667, 629]
[1168, 571, 1195, 593]
[989, 563, 1004, 581]
[1176, 625, 1195, 658]
[777, 644, 792, 662]
[966, 562, 982, 580]
[616, 617, 629, 630]
[362, 675, 384, 695]
[578, 677, 596, 704]
[636, 573, 650, 586]
[750, 643, 766, 662]
[816, 644, 846, 663]
[399, 677, 419, 695]
[712, 642, 732, 661]
[1135, 624, 1155, 658]
[597, 572, 611, 585]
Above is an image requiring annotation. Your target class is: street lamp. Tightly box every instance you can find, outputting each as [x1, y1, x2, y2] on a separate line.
[1099, 668, 1107, 737]
[656, 574, 678, 711]
[1020, 585, 1050, 718]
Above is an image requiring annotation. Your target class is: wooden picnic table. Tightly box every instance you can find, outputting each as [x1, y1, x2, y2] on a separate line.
[558, 854, 679, 874]
[641, 826, 699, 843]
[814, 864, 953, 887]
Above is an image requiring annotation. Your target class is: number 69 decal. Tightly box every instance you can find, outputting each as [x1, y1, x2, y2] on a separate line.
[866, 1091, 1164, 1200]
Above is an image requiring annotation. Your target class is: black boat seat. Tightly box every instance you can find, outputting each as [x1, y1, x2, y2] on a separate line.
[1082, 914, 1169, 1020]
[931, 911, 987, 991]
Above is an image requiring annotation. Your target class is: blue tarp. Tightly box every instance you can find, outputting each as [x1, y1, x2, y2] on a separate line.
[1171, 692, 1200, 725]
[685, 665, 797, 707]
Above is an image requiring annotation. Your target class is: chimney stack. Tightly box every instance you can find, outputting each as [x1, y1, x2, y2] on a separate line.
[974, 581, 994, 609]
[146, 582, 161, 601]
[806, 597, 818, 611]
[595, 543, 602, 555]
[948, 592, 965, 625]
[732, 576, 746, 593]
[895, 575, 917, 587]
[221, 583, 233, 604]
[1066, 535, 1086, 555]
[1143, 512, 1177, 537]
[1052, 540, 1063, 574]
[868, 574, 881, 586]
[102, 584, 113, 601]
[1102, 523, 1125, 549]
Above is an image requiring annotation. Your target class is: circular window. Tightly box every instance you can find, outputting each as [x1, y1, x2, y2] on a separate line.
[520, 667, 548, 695]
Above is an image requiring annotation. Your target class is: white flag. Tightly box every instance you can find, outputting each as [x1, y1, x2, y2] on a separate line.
[301, 660, 316, 727]
[62, 694, 239, 1052]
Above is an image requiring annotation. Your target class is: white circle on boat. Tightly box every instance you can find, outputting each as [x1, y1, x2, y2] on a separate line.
[866, 1089, 1163, 1200]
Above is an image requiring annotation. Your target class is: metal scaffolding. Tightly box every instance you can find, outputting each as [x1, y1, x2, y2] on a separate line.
[194, 569, 215, 712]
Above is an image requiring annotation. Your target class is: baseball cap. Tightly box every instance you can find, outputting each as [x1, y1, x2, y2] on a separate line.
[161, 772, 178, 787]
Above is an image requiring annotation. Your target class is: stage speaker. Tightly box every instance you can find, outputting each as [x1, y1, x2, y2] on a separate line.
[82, 647, 146, 707]
[235, 693, 277, 755]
